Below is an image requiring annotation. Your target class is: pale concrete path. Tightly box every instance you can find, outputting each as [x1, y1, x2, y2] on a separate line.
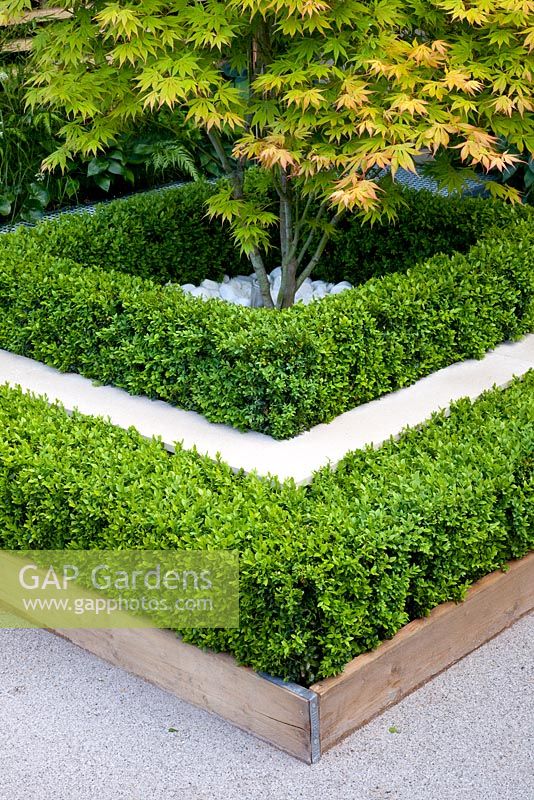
[0, 335, 533, 483]
[0, 615, 532, 800]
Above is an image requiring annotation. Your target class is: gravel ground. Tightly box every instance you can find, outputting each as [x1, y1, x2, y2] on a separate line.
[0, 615, 532, 800]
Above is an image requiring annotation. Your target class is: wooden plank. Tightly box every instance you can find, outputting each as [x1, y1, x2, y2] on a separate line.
[312, 553, 534, 753]
[0, 37, 32, 52]
[10, 552, 532, 762]
[54, 627, 314, 763]
[0, 7, 70, 25]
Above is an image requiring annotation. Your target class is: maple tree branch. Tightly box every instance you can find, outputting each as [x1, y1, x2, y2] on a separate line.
[295, 202, 327, 268]
[286, 191, 314, 263]
[296, 211, 344, 290]
[207, 129, 244, 199]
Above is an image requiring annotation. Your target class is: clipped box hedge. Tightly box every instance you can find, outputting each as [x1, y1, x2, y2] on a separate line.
[0, 374, 532, 683]
[0, 183, 533, 438]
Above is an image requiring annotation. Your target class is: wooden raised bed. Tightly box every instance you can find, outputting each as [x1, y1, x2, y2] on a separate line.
[53, 552, 534, 763]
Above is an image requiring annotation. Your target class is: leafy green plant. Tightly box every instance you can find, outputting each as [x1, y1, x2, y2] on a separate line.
[0, 59, 205, 224]
[0, 184, 532, 439]
[0, 372, 531, 683]
[86, 152, 134, 194]
[81, 123, 204, 193]
[117, 106, 224, 181]
[0, 61, 73, 222]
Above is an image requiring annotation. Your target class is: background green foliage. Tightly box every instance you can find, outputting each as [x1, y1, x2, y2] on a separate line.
[499, 151, 534, 204]
[0, 374, 532, 683]
[0, 60, 213, 224]
[0, 60, 72, 223]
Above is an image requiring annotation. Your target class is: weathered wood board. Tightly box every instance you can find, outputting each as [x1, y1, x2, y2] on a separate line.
[55, 627, 316, 762]
[312, 552, 534, 753]
[42, 553, 534, 763]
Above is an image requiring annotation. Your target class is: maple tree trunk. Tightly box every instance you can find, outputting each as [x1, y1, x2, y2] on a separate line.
[275, 171, 298, 308]
[278, 255, 297, 308]
[250, 249, 275, 308]
[208, 128, 274, 307]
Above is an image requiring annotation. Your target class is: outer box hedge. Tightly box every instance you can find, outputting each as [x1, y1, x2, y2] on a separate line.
[0, 183, 533, 438]
[0, 373, 532, 683]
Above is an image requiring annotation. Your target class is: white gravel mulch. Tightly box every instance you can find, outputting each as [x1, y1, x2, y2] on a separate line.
[178, 266, 353, 306]
[0, 614, 532, 800]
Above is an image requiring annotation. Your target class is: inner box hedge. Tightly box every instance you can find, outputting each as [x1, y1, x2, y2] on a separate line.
[1, 372, 532, 684]
[0, 180, 533, 439]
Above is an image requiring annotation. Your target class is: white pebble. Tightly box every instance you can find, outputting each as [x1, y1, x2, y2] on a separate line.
[330, 281, 352, 295]
[178, 271, 352, 307]
[190, 286, 212, 300]
[295, 283, 313, 303]
[270, 278, 282, 302]
[219, 283, 241, 303]
[200, 278, 220, 291]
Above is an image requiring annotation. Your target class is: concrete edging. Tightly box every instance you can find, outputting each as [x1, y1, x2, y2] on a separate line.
[0, 334, 532, 483]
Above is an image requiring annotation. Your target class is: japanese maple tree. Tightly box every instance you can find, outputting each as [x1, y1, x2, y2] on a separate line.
[2, 0, 533, 307]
